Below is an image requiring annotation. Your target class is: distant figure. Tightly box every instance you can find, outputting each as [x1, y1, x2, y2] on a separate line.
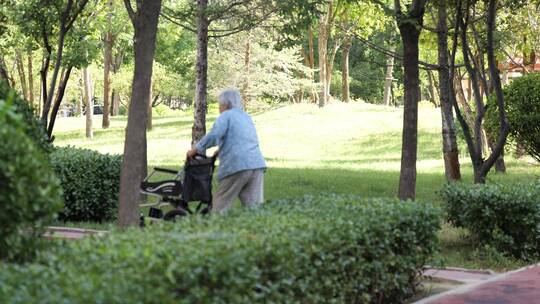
[187, 88, 266, 212]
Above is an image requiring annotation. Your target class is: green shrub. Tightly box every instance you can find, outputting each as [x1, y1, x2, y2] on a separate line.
[0, 195, 441, 303]
[50, 147, 121, 222]
[0, 82, 52, 153]
[485, 72, 540, 161]
[0, 98, 62, 262]
[441, 182, 540, 261]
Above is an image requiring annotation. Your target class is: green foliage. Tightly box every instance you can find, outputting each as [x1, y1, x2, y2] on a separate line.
[485, 72, 540, 161]
[345, 32, 403, 103]
[0, 82, 52, 153]
[208, 32, 315, 104]
[0, 195, 441, 303]
[441, 182, 540, 261]
[504, 72, 540, 161]
[0, 97, 62, 262]
[50, 146, 121, 222]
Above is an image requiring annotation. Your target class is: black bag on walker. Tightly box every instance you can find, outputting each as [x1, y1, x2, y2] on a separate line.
[182, 155, 215, 203]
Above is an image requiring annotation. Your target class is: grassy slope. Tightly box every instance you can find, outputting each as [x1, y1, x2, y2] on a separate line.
[54, 102, 539, 270]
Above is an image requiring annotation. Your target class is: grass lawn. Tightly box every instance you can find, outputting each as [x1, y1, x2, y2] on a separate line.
[54, 101, 539, 271]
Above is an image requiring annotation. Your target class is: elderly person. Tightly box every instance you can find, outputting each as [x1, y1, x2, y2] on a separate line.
[187, 88, 266, 213]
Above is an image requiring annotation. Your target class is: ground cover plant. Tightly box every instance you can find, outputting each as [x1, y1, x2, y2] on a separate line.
[0, 195, 440, 303]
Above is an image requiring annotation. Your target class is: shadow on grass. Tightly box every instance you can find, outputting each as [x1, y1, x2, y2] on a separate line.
[56, 116, 217, 143]
[341, 131, 444, 160]
[263, 167, 447, 202]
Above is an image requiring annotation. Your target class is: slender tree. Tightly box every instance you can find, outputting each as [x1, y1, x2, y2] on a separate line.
[341, 31, 352, 103]
[0, 56, 9, 85]
[437, 0, 461, 181]
[102, 0, 113, 129]
[394, 0, 428, 200]
[15, 49, 28, 100]
[27, 50, 35, 106]
[191, 0, 209, 143]
[382, 47, 395, 106]
[449, 0, 510, 184]
[118, 0, 162, 228]
[83, 66, 93, 139]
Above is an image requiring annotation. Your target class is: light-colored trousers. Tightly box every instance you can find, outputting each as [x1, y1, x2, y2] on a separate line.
[212, 169, 264, 213]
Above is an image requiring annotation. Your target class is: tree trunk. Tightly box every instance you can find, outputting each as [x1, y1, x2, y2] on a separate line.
[478, 0, 510, 182]
[454, 72, 475, 127]
[308, 27, 318, 103]
[502, 61, 509, 85]
[83, 67, 93, 139]
[317, 5, 330, 108]
[112, 90, 120, 116]
[42, 31, 67, 129]
[110, 51, 125, 116]
[241, 35, 251, 110]
[118, 0, 162, 228]
[382, 47, 395, 106]
[27, 51, 35, 106]
[40, 50, 51, 116]
[76, 73, 83, 117]
[437, 0, 461, 182]
[47, 66, 73, 138]
[300, 47, 311, 103]
[488, 136, 506, 173]
[398, 15, 424, 200]
[102, 3, 113, 129]
[326, 39, 340, 100]
[341, 34, 351, 103]
[192, 0, 209, 144]
[147, 83, 153, 131]
[427, 70, 439, 106]
[0, 55, 9, 84]
[15, 49, 28, 100]
[495, 152, 506, 173]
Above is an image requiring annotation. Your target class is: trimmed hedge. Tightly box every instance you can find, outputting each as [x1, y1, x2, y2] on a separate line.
[0, 98, 62, 262]
[0, 82, 52, 153]
[0, 195, 441, 303]
[485, 72, 540, 161]
[442, 182, 540, 261]
[50, 147, 121, 222]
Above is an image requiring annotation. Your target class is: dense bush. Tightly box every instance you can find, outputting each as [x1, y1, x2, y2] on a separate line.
[442, 182, 540, 261]
[0, 195, 441, 303]
[0, 82, 52, 153]
[485, 72, 540, 161]
[0, 98, 63, 262]
[50, 147, 121, 222]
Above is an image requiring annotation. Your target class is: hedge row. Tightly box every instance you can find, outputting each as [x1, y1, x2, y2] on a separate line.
[0, 97, 62, 262]
[0, 195, 441, 303]
[0, 84, 120, 224]
[442, 182, 540, 261]
[50, 146, 122, 222]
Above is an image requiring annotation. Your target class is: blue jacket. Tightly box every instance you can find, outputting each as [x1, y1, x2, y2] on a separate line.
[195, 108, 266, 180]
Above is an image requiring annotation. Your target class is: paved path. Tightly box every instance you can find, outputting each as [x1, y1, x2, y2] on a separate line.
[44, 226, 108, 240]
[417, 265, 540, 304]
[423, 267, 495, 284]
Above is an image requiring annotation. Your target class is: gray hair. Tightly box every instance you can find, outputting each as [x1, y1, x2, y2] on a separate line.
[218, 88, 243, 110]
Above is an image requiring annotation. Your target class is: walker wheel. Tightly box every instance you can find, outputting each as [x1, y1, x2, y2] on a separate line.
[163, 209, 189, 222]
